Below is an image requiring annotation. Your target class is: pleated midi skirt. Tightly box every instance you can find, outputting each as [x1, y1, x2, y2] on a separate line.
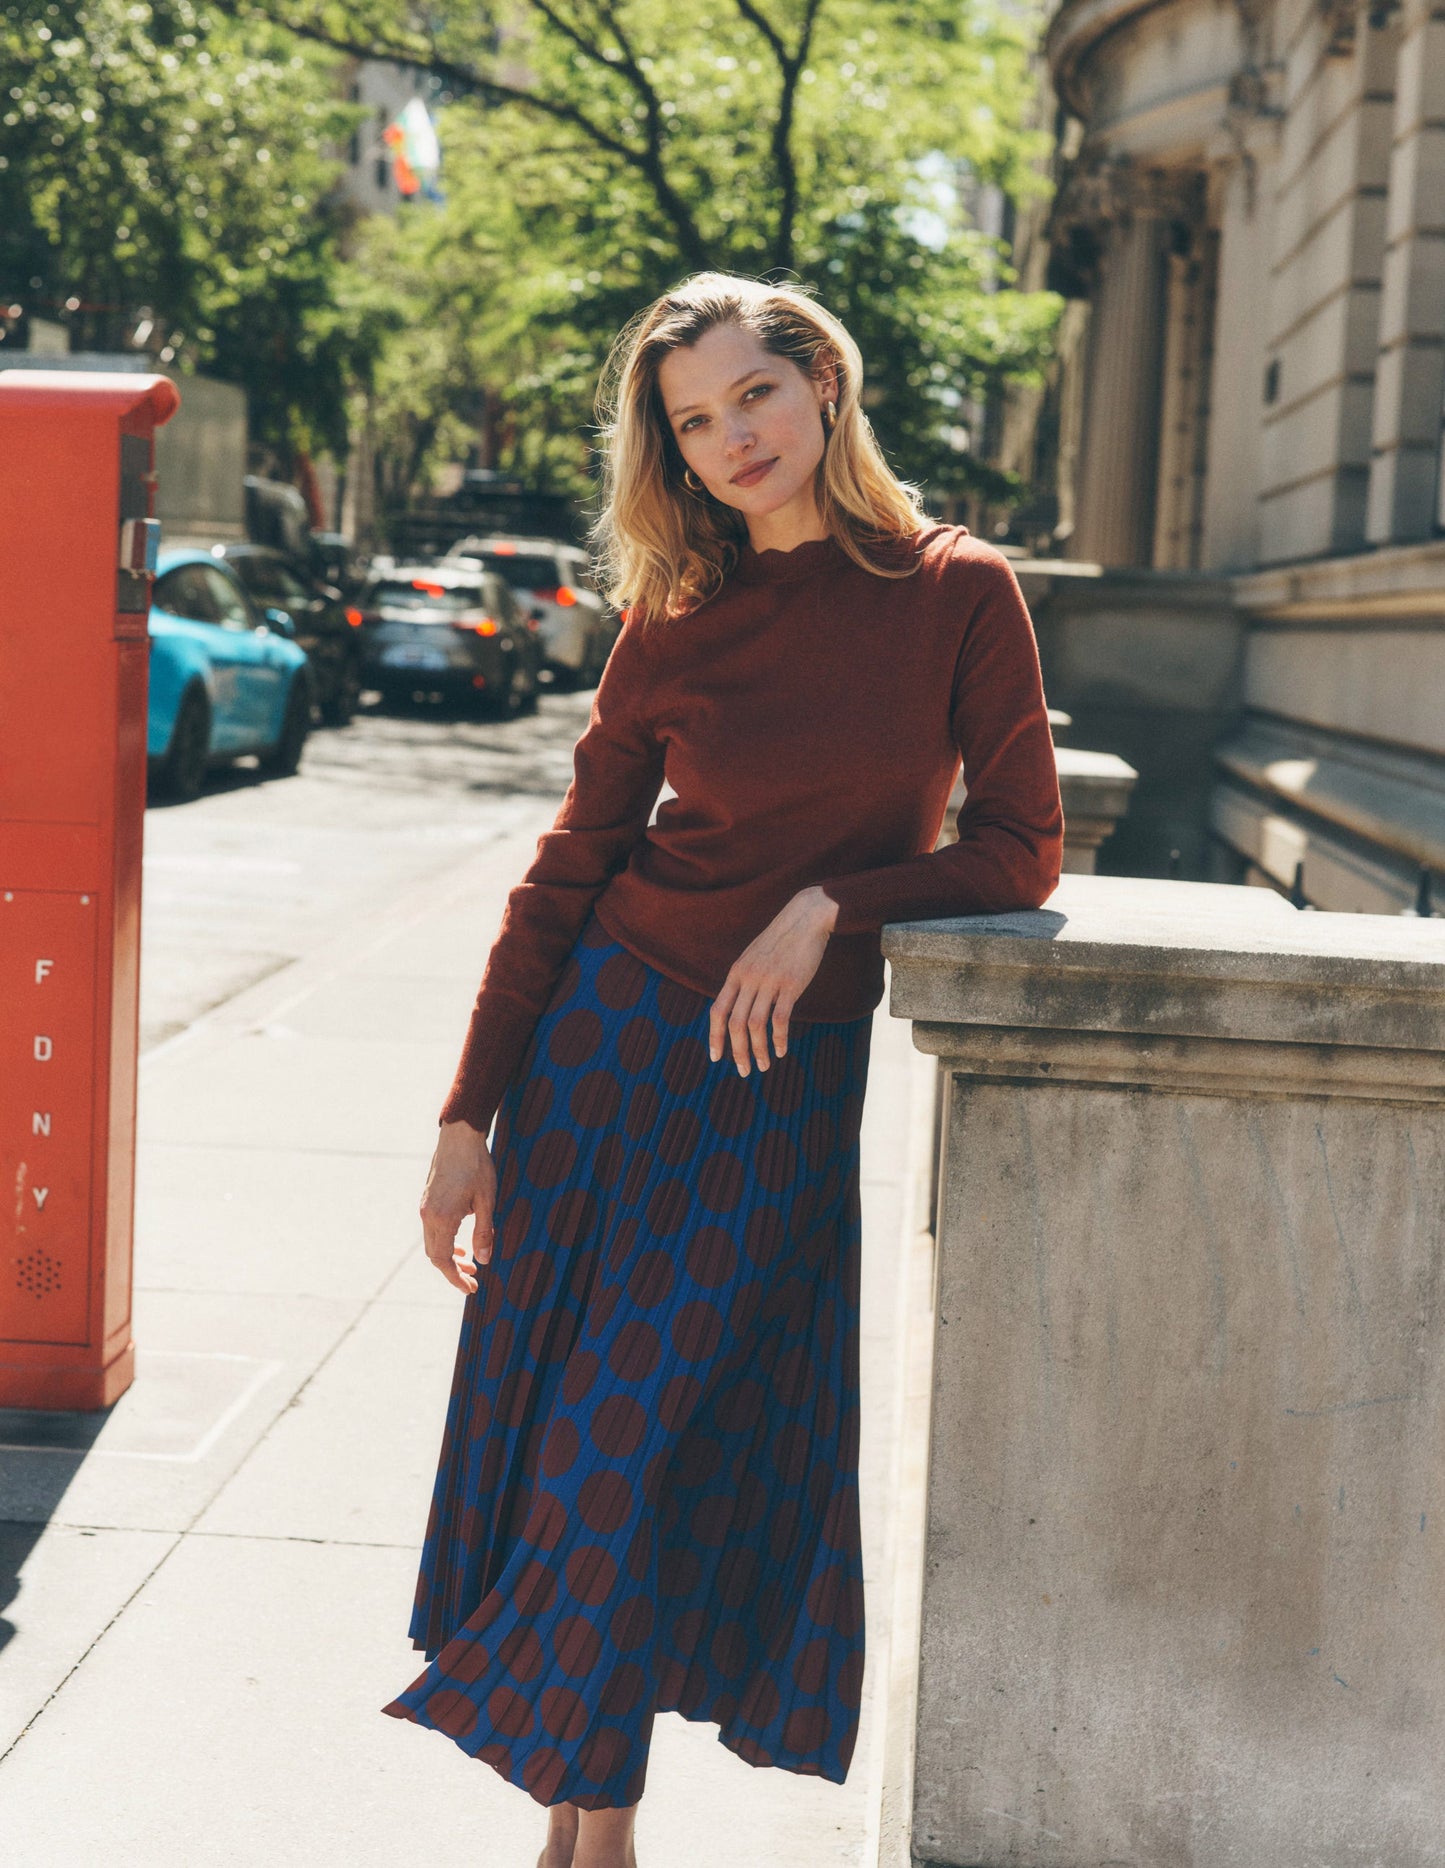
[382, 910, 873, 1809]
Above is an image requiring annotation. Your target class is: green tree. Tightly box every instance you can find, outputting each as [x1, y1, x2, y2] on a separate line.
[235, 0, 1063, 505]
[0, 0, 383, 458]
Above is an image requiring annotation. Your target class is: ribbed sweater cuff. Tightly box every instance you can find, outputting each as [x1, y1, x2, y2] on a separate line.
[437, 993, 539, 1134]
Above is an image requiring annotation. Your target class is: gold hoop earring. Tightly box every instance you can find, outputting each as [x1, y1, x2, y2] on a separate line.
[824, 400, 838, 431]
[683, 467, 704, 493]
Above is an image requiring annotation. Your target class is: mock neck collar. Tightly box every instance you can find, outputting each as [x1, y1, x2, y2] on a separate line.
[732, 533, 846, 585]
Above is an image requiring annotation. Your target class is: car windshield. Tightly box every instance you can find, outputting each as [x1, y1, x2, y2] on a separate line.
[154, 565, 217, 623]
[370, 578, 487, 614]
[237, 556, 309, 605]
[467, 553, 560, 591]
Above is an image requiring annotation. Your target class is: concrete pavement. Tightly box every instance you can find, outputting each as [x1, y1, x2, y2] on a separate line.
[0, 783, 935, 1865]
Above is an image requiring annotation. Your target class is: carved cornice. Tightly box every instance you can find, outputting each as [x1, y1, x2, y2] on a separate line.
[1225, 61, 1284, 117]
[1049, 153, 1206, 243]
[1320, 0, 1361, 53]
[1046, 155, 1207, 297]
[1216, 55, 1285, 204]
[1317, 0, 1404, 49]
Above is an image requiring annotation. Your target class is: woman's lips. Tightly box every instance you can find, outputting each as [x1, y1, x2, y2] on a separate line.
[730, 457, 778, 488]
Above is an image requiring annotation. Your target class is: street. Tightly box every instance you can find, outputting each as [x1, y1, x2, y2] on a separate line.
[140, 690, 594, 1052]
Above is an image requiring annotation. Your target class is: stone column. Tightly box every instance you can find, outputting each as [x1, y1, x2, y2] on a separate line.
[1366, 0, 1445, 543]
[1052, 747, 1138, 872]
[1152, 228, 1218, 571]
[1068, 170, 1175, 566]
[885, 873, 1445, 1868]
[1200, 160, 1270, 570]
[937, 746, 1137, 875]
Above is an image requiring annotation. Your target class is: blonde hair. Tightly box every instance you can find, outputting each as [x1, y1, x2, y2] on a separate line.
[592, 272, 925, 623]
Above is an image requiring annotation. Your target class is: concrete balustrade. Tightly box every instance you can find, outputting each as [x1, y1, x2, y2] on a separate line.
[883, 873, 1445, 1868]
[1051, 748, 1138, 874]
[938, 713, 1138, 877]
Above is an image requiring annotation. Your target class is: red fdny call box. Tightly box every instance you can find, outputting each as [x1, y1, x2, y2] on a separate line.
[0, 371, 180, 1408]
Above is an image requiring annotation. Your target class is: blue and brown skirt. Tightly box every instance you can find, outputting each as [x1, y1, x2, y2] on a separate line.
[382, 910, 873, 1809]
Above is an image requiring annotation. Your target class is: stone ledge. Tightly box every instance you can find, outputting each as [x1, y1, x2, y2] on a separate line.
[1055, 745, 1138, 817]
[908, 1021, 1445, 1101]
[1211, 780, 1423, 915]
[882, 873, 1445, 1052]
[1214, 713, 1445, 872]
[1235, 536, 1445, 619]
[1013, 555, 1238, 612]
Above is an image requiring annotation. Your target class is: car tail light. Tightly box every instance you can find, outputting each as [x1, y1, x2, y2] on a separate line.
[412, 579, 447, 597]
[345, 607, 364, 628]
[555, 585, 579, 607]
[453, 611, 500, 636]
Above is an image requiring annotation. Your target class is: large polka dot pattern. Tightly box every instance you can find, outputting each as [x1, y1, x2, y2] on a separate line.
[383, 914, 871, 1810]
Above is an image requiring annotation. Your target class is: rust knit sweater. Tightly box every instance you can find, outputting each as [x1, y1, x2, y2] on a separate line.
[439, 523, 1064, 1132]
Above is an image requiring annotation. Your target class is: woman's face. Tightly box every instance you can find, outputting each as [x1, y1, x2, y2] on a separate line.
[657, 323, 835, 529]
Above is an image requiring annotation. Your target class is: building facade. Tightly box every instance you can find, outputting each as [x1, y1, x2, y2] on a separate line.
[1034, 0, 1445, 914]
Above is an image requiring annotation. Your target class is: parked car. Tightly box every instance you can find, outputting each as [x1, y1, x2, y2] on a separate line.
[355, 564, 543, 715]
[214, 543, 364, 725]
[147, 548, 313, 801]
[443, 535, 618, 688]
[307, 530, 363, 600]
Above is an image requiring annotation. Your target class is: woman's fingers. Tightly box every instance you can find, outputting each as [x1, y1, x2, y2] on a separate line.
[421, 1204, 472, 1293]
[727, 981, 762, 1075]
[771, 992, 795, 1061]
[709, 887, 836, 1077]
[748, 991, 774, 1073]
[451, 1234, 480, 1296]
[420, 1197, 484, 1295]
[714, 975, 798, 1075]
[420, 1121, 496, 1295]
[708, 976, 739, 1064]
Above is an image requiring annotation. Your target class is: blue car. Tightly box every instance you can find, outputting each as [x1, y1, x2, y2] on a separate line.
[148, 547, 313, 800]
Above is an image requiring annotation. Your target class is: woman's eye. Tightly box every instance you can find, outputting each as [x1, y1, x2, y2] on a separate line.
[744, 383, 771, 402]
[680, 415, 705, 433]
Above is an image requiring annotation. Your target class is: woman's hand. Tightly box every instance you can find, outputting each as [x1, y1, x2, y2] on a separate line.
[420, 1119, 498, 1295]
[709, 885, 839, 1076]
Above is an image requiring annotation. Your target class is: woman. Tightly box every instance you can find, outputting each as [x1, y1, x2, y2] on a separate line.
[382, 272, 1064, 1868]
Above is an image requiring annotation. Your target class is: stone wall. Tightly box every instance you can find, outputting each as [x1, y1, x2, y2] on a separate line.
[1005, 551, 1445, 909]
[1015, 562, 1243, 880]
[1045, 0, 1445, 572]
[1034, 0, 1445, 913]
[1214, 544, 1445, 909]
[886, 873, 1445, 1867]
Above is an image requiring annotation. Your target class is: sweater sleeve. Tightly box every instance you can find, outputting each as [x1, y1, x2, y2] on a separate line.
[817, 550, 1064, 933]
[439, 616, 666, 1132]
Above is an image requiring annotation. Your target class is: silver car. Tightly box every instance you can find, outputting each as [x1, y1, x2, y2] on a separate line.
[356, 565, 543, 716]
[444, 536, 618, 689]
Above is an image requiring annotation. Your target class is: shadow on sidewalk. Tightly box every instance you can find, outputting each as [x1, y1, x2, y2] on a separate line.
[0, 1405, 112, 1655]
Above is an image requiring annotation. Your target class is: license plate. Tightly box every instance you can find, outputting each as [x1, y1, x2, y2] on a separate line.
[381, 645, 449, 670]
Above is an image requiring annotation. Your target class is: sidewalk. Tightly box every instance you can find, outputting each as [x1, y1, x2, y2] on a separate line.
[0, 825, 935, 1867]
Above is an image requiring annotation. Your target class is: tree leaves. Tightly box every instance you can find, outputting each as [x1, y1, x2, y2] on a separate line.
[0, 0, 1063, 506]
[0, 0, 378, 456]
[339, 0, 1062, 505]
